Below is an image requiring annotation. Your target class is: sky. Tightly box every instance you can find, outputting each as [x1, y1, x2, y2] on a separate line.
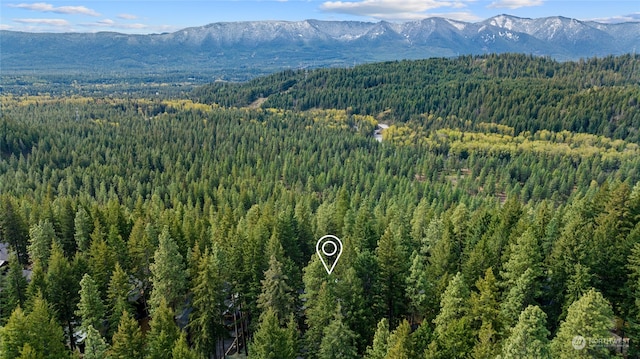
[1, 0, 639, 34]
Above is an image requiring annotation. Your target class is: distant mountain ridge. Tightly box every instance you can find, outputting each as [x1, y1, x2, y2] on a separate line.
[1, 14, 639, 79]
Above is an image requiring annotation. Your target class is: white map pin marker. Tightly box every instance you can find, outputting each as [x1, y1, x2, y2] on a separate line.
[316, 235, 343, 275]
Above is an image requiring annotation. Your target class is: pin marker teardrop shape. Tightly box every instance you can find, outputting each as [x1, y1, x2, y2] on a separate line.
[316, 235, 343, 275]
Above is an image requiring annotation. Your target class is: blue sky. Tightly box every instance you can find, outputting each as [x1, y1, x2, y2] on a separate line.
[1, 0, 639, 33]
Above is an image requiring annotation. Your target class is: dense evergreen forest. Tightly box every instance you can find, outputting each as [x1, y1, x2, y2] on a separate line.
[1, 53, 640, 358]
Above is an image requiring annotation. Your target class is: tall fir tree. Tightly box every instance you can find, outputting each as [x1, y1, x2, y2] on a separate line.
[500, 305, 551, 359]
[149, 226, 187, 314]
[249, 308, 297, 359]
[426, 272, 474, 359]
[171, 331, 199, 359]
[0, 306, 28, 359]
[74, 207, 93, 253]
[303, 281, 336, 359]
[365, 318, 390, 359]
[318, 305, 359, 359]
[46, 241, 79, 349]
[257, 255, 294, 324]
[0, 294, 67, 359]
[0, 195, 29, 265]
[469, 268, 502, 359]
[146, 298, 180, 359]
[384, 319, 413, 359]
[376, 225, 408, 327]
[2, 252, 28, 318]
[84, 325, 111, 359]
[188, 246, 224, 358]
[405, 251, 432, 324]
[27, 219, 57, 267]
[550, 288, 614, 358]
[76, 273, 106, 333]
[110, 310, 145, 359]
[107, 263, 133, 337]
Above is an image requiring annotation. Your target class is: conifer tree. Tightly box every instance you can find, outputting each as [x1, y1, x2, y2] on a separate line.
[74, 207, 93, 252]
[426, 272, 474, 359]
[3, 252, 28, 316]
[384, 319, 413, 359]
[149, 226, 187, 314]
[365, 318, 390, 359]
[171, 331, 198, 359]
[406, 251, 431, 322]
[76, 273, 106, 333]
[318, 306, 359, 359]
[550, 288, 614, 358]
[188, 246, 224, 358]
[127, 218, 153, 294]
[257, 255, 294, 324]
[84, 325, 111, 359]
[0, 195, 29, 265]
[376, 225, 408, 327]
[46, 241, 79, 349]
[107, 263, 133, 337]
[1, 294, 67, 359]
[469, 268, 502, 359]
[303, 281, 336, 359]
[500, 305, 550, 359]
[88, 229, 115, 296]
[146, 298, 179, 359]
[501, 267, 537, 328]
[27, 219, 57, 266]
[110, 310, 145, 359]
[0, 306, 28, 359]
[250, 308, 297, 359]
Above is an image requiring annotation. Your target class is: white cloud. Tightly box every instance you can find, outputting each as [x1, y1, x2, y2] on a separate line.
[430, 11, 481, 22]
[9, 2, 100, 16]
[319, 0, 481, 21]
[487, 0, 543, 9]
[321, 0, 456, 17]
[118, 13, 138, 20]
[14, 18, 70, 26]
[79, 19, 178, 33]
[0, 24, 13, 30]
[588, 12, 640, 24]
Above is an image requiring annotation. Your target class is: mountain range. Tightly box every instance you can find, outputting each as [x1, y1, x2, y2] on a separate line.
[2, 14, 639, 79]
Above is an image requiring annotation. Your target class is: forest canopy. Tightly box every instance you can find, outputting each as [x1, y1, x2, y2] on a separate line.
[1, 53, 639, 358]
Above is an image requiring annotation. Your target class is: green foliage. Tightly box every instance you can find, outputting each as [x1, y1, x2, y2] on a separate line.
[149, 226, 187, 314]
[171, 332, 198, 359]
[0, 294, 67, 359]
[84, 325, 111, 359]
[107, 263, 133, 338]
[500, 305, 551, 359]
[76, 273, 106, 332]
[27, 220, 57, 267]
[257, 255, 294, 324]
[146, 298, 180, 359]
[110, 310, 145, 359]
[426, 272, 474, 359]
[249, 308, 297, 359]
[365, 318, 390, 359]
[550, 289, 615, 358]
[188, 246, 224, 357]
[384, 319, 413, 359]
[318, 306, 359, 359]
[0, 54, 639, 358]
[1, 252, 28, 321]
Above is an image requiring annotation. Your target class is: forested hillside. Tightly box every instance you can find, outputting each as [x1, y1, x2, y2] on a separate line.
[1, 54, 640, 358]
[195, 54, 640, 141]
